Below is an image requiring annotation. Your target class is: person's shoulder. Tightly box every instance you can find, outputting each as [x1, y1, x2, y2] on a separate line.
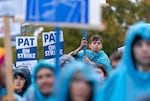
[101, 67, 125, 92]
[99, 50, 107, 54]
[48, 96, 56, 101]
[98, 50, 109, 58]
[23, 85, 35, 99]
[14, 94, 23, 101]
[25, 85, 35, 94]
[97, 70, 121, 100]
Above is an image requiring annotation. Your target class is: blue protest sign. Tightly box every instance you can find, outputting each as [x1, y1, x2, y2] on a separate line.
[42, 31, 64, 62]
[26, 0, 55, 22]
[16, 37, 37, 71]
[55, 0, 88, 24]
[26, 0, 102, 30]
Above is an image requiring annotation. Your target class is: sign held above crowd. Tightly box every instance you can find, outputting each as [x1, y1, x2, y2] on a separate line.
[25, 0, 105, 30]
[16, 37, 38, 72]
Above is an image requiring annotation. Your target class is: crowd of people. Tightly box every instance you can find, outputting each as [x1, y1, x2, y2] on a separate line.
[0, 21, 150, 101]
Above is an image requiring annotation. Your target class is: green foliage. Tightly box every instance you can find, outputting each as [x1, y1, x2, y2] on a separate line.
[100, 0, 150, 54]
[62, 0, 150, 56]
[1, 0, 150, 64]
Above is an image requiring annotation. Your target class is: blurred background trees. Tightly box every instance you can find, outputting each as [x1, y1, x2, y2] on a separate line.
[1, 0, 150, 64]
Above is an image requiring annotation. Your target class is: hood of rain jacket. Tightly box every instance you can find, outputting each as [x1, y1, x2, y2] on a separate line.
[23, 60, 55, 101]
[55, 61, 100, 101]
[97, 22, 150, 101]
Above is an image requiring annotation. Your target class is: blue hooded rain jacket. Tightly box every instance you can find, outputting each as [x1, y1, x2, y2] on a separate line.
[97, 22, 150, 101]
[54, 61, 100, 101]
[23, 61, 55, 101]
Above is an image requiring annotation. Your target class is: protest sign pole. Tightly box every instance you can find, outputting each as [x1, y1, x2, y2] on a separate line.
[82, 1, 87, 56]
[55, 0, 60, 75]
[3, 16, 14, 101]
[55, 27, 60, 75]
[83, 29, 87, 56]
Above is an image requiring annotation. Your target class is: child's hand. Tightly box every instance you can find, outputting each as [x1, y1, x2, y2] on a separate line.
[72, 38, 87, 56]
[79, 38, 87, 49]
[83, 56, 90, 63]
[83, 56, 95, 65]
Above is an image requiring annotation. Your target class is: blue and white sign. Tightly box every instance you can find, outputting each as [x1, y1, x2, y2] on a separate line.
[42, 31, 64, 62]
[26, 0, 103, 30]
[16, 37, 37, 71]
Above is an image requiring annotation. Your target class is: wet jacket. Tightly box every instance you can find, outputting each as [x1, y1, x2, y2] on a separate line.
[55, 61, 100, 101]
[97, 22, 150, 101]
[23, 61, 55, 101]
[71, 50, 112, 72]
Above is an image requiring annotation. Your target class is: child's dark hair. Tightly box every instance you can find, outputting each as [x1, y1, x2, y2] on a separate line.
[110, 51, 122, 61]
[110, 51, 123, 69]
[110, 51, 122, 68]
[89, 35, 103, 44]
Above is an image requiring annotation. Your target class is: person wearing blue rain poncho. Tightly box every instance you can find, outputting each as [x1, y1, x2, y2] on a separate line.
[70, 35, 112, 73]
[23, 61, 55, 101]
[97, 22, 150, 101]
[54, 61, 100, 101]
